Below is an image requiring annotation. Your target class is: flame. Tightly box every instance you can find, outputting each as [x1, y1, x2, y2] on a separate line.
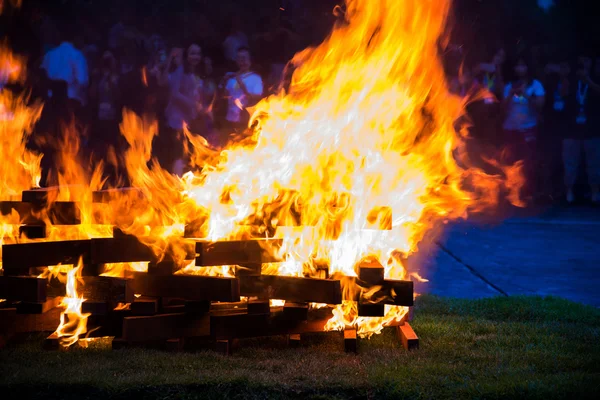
[53, 258, 91, 347]
[0, 0, 523, 340]
[175, 0, 522, 335]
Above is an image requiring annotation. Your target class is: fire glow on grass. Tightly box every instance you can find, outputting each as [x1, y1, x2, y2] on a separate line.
[0, 0, 523, 339]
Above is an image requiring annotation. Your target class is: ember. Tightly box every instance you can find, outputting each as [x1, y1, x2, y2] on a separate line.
[0, 0, 522, 352]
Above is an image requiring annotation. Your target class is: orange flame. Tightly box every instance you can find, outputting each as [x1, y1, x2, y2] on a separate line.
[53, 259, 91, 347]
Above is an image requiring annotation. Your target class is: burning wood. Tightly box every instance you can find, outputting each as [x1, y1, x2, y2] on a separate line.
[0, 0, 527, 352]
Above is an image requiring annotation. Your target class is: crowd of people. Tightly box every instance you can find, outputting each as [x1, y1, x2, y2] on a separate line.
[1, 0, 599, 205]
[447, 47, 600, 205]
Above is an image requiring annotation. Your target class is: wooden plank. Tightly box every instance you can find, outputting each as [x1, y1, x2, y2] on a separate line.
[358, 259, 384, 285]
[283, 302, 308, 321]
[47, 276, 134, 304]
[1, 239, 91, 270]
[247, 300, 270, 315]
[349, 278, 414, 306]
[397, 322, 419, 350]
[0, 307, 61, 334]
[287, 333, 301, 348]
[210, 312, 330, 339]
[130, 273, 240, 302]
[344, 329, 357, 353]
[130, 297, 160, 316]
[0, 201, 80, 225]
[184, 300, 210, 315]
[195, 239, 282, 266]
[122, 312, 210, 342]
[377, 280, 414, 306]
[357, 303, 385, 317]
[239, 275, 342, 304]
[16, 297, 62, 314]
[81, 301, 110, 316]
[90, 237, 156, 264]
[92, 187, 144, 203]
[19, 225, 46, 239]
[0, 276, 47, 302]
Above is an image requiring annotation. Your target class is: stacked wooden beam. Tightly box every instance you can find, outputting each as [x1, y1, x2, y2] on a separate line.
[0, 187, 418, 353]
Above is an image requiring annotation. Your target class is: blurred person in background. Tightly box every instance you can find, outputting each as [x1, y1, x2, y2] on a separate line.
[158, 43, 204, 175]
[41, 24, 89, 112]
[219, 47, 263, 137]
[88, 50, 122, 184]
[502, 55, 546, 202]
[222, 13, 249, 70]
[543, 59, 571, 201]
[562, 54, 600, 204]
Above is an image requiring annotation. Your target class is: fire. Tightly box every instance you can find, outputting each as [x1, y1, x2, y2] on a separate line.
[52, 258, 91, 347]
[176, 0, 522, 335]
[0, 0, 523, 340]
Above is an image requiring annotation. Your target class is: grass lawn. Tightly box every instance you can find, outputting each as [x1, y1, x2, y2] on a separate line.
[1, 295, 599, 399]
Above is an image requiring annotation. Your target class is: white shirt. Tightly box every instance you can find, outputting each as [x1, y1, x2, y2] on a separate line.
[41, 42, 89, 105]
[225, 72, 263, 123]
[503, 79, 545, 131]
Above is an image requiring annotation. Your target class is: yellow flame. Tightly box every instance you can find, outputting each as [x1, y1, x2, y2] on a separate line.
[53, 259, 90, 347]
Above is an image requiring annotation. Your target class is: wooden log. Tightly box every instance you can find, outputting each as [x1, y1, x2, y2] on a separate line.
[0, 276, 47, 302]
[0, 307, 61, 334]
[348, 278, 414, 306]
[19, 224, 46, 239]
[358, 259, 384, 285]
[92, 187, 144, 203]
[247, 300, 270, 315]
[397, 322, 419, 350]
[239, 275, 342, 305]
[214, 339, 233, 355]
[0, 201, 78, 224]
[16, 297, 62, 314]
[130, 297, 160, 316]
[184, 300, 210, 315]
[90, 237, 156, 264]
[235, 262, 262, 276]
[1, 239, 91, 270]
[122, 312, 210, 342]
[357, 303, 385, 317]
[1, 200, 80, 225]
[47, 276, 135, 304]
[288, 333, 301, 348]
[376, 280, 414, 306]
[344, 329, 357, 353]
[21, 187, 63, 203]
[195, 239, 282, 266]
[130, 273, 240, 302]
[283, 302, 308, 321]
[81, 301, 110, 316]
[210, 301, 247, 312]
[210, 312, 330, 339]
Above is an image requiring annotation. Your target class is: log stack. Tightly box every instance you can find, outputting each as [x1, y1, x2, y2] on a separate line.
[0, 188, 418, 353]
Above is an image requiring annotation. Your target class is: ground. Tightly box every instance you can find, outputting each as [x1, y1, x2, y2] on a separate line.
[411, 205, 600, 306]
[1, 205, 599, 399]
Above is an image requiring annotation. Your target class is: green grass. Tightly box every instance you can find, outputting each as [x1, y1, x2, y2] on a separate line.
[1, 295, 599, 400]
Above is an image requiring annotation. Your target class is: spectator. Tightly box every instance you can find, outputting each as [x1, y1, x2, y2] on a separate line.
[158, 44, 204, 174]
[40, 25, 89, 109]
[543, 60, 571, 200]
[222, 14, 249, 68]
[89, 51, 122, 184]
[253, 14, 300, 94]
[502, 56, 546, 201]
[562, 55, 600, 204]
[220, 47, 263, 136]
